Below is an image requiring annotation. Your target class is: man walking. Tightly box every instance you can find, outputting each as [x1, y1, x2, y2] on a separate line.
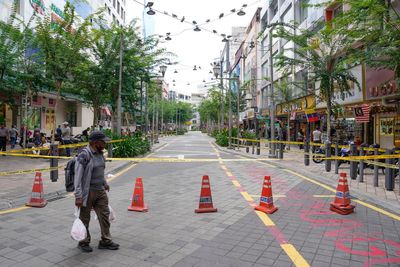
[74, 131, 119, 252]
[0, 122, 9, 154]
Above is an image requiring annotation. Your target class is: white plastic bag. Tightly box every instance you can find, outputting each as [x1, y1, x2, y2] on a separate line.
[93, 205, 116, 222]
[71, 207, 87, 241]
[108, 205, 116, 222]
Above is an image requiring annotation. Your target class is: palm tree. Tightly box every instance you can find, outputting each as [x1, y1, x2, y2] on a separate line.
[270, 22, 361, 142]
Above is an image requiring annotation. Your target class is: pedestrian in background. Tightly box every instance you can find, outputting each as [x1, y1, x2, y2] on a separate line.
[56, 125, 62, 140]
[312, 127, 322, 152]
[297, 129, 304, 149]
[0, 122, 9, 154]
[9, 125, 18, 149]
[74, 131, 119, 253]
[19, 124, 28, 148]
[62, 121, 72, 156]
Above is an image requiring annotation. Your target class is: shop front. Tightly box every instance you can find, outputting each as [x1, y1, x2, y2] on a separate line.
[365, 66, 400, 148]
[315, 65, 365, 144]
[275, 95, 315, 141]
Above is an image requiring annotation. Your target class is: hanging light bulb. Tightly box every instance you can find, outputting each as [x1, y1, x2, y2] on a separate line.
[193, 65, 197, 71]
[237, 9, 245, 16]
[203, 79, 206, 83]
[222, 37, 228, 42]
[209, 70, 212, 74]
[193, 26, 201, 32]
[165, 36, 171, 41]
[174, 69, 178, 73]
[249, 41, 255, 49]
[147, 8, 155, 15]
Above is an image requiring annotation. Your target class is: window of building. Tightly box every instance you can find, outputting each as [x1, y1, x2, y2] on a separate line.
[113, 14, 115, 22]
[113, 0, 115, 8]
[121, 8, 124, 19]
[117, 1, 120, 14]
[108, 7, 111, 15]
[299, 0, 309, 23]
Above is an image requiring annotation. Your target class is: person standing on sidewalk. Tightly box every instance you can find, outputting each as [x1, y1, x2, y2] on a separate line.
[0, 122, 9, 154]
[61, 122, 72, 156]
[312, 127, 322, 152]
[74, 131, 119, 253]
[9, 125, 18, 149]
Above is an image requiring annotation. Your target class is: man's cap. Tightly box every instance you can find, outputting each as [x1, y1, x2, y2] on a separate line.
[62, 121, 69, 125]
[89, 131, 111, 142]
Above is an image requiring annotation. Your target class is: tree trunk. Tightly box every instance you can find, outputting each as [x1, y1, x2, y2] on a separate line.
[326, 82, 333, 143]
[52, 80, 62, 143]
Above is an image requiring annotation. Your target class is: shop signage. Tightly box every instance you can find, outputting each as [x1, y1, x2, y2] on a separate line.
[246, 108, 255, 119]
[275, 95, 315, 116]
[366, 67, 399, 100]
[316, 65, 363, 108]
[30, 0, 46, 15]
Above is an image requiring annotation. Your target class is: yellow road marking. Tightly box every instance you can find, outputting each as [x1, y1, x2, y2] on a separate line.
[353, 199, 400, 221]
[232, 180, 241, 187]
[281, 244, 311, 267]
[0, 161, 137, 215]
[281, 169, 400, 221]
[255, 210, 275, 226]
[107, 163, 137, 183]
[241, 192, 253, 202]
[211, 142, 310, 267]
[0, 206, 30, 215]
[221, 165, 227, 171]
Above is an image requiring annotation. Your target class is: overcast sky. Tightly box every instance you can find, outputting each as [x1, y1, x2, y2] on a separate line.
[126, 0, 262, 94]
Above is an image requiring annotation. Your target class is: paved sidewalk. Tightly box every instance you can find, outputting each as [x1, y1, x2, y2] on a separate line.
[219, 142, 400, 214]
[0, 139, 167, 210]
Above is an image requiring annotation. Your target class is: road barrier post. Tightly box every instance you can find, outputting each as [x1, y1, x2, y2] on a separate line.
[50, 143, 58, 182]
[385, 149, 394, 191]
[108, 143, 113, 158]
[304, 140, 310, 166]
[334, 142, 339, 174]
[278, 142, 283, 159]
[257, 138, 260, 155]
[252, 141, 255, 154]
[358, 145, 365, 183]
[325, 141, 331, 172]
[373, 148, 379, 187]
[350, 144, 358, 180]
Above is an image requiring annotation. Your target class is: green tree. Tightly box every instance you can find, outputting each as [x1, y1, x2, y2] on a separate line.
[271, 22, 360, 141]
[333, 0, 400, 82]
[35, 2, 92, 138]
[198, 87, 221, 131]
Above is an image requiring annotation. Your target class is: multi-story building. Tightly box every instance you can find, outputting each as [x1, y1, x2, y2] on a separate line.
[102, 0, 126, 25]
[0, 0, 127, 136]
[190, 93, 205, 129]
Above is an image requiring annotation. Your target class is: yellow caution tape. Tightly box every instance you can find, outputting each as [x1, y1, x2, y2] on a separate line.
[0, 165, 65, 176]
[8, 139, 126, 153]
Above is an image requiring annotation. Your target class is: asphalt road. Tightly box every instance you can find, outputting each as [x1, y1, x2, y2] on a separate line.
[0, 132, 399, 266]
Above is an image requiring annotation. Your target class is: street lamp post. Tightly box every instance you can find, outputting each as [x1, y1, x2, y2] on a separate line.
[268, 26, 276, 158]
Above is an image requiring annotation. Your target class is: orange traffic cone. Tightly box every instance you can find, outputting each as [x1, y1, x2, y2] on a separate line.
[26, 172, 47, 208]
[330, 173, 355, 215]
[254, 176, 278, 214]
[195, 175, 217, 213]
[128, 177, 148, 212]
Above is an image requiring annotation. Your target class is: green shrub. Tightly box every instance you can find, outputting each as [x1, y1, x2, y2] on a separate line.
[216, 129, 229, 147]
[111, 135, 150, 158]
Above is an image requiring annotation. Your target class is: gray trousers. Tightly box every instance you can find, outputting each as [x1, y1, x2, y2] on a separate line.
[79, 190, 112, 246]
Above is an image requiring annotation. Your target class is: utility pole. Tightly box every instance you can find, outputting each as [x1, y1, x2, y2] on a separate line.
[269, 27, 276, 158]
[220, 61, 224, 130]
[226, 41, 232, 149]
[117, 32, 123, 135]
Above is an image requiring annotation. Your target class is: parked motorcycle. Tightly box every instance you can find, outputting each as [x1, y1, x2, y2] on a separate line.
[312, 142, 350, 166]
